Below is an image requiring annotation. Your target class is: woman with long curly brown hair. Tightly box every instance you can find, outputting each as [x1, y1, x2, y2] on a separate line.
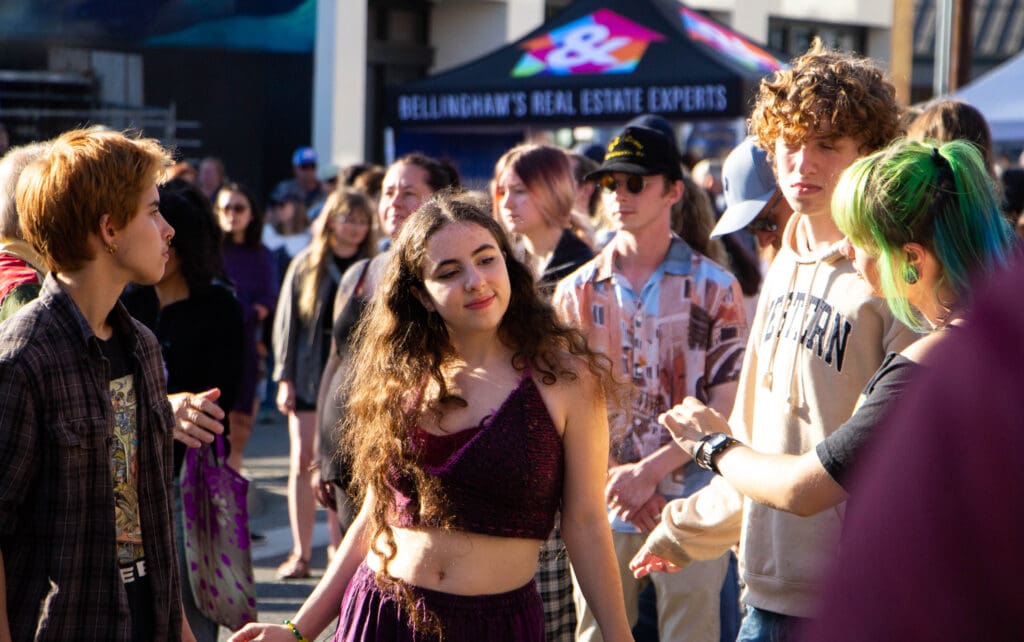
[231, 193, 631, 642]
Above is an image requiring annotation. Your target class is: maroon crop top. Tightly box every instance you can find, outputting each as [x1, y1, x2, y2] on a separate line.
[390, 372, 564, 540]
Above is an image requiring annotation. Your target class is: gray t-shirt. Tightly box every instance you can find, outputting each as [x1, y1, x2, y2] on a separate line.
[816, 352, 919, 489]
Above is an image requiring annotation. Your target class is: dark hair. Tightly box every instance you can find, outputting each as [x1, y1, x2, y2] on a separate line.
[1001, 167, 1024, 216]
[906, 100, 995, 178]
[216, 181, 264, 247]
[569, 152, 602, 218]
[160, 180, 228, 291]
[673, 172, 729, 267]
[396, 152, 461, 192]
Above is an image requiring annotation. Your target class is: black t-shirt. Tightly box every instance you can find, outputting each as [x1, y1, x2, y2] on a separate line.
[816, 352, 920, 489]
[122, 283, 245, 476]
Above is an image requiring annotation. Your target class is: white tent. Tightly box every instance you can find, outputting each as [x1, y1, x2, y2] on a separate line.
[954, 50, 1024, 142]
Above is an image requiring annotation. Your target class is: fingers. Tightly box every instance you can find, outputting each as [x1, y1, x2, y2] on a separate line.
[314, 481, 337, 510]
[629, 549, 671, 578]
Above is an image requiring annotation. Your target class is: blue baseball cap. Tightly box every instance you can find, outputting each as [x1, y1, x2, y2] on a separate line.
[292, 146, 317, 167]
[711, 138, 777, 238]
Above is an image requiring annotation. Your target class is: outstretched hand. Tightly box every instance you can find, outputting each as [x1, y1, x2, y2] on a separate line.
[228, 622, 296, 642]
[629, 545, 682, 578]
[170, 388, 225, 448]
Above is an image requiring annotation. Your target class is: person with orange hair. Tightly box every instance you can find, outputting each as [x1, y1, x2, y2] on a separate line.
[0, 128, 189, 640]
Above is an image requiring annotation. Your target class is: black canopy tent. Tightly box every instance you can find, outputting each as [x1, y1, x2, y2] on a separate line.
[387, 0, 786, 131]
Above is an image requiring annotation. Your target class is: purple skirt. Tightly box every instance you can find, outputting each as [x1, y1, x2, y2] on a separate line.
[335, 562, 544, 642]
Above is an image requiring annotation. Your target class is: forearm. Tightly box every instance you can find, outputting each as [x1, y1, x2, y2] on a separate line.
[715, 446, 846, 517]
[643, 475, 742, 568]
[287, 497, 372, 638]
[637, 443, 688, 481]
[561, 510, 632, 642]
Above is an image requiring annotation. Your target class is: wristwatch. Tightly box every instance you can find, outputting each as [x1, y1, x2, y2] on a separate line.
[694, 432, 740, 475]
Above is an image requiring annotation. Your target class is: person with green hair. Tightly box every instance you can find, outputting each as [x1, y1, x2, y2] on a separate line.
[632, 137, 1014, 570]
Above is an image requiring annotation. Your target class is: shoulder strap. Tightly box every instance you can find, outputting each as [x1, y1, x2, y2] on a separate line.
[354, 259, 372, 298]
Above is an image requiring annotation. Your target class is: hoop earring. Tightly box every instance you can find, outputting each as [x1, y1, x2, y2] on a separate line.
[903, 264, 919, 285]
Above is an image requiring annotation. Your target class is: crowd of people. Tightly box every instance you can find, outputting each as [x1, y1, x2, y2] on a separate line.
[0, 36, 1020, 642]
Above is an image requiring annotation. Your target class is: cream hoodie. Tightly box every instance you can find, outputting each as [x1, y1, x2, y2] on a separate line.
[646, 215, 918, 617]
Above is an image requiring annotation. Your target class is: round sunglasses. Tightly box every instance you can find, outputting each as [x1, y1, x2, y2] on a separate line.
[599, 174, 653, 195]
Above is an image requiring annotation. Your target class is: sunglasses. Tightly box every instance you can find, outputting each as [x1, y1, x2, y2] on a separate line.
[220, 203, 249, 213]
[746, 218, 779, 233]
[745, 191, 784, 234]
[298, 162, 317, 170]
[599, 174, 652, 195]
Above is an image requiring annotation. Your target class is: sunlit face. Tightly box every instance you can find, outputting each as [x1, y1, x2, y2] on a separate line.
[329, 207, 372, 253]
[418, 222, 511, 336]
[842, 238, 882, 295]
[497, 167, 547, 237]
[113, 183, 175, 285]
[600, 172, 679, 235]
[216, 190, 253, 242]
[379, 162, 433, 239]
[775, 133, 862, 218]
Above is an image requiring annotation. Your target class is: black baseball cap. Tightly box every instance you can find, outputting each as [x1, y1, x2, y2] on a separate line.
[585, 126, 683, 182]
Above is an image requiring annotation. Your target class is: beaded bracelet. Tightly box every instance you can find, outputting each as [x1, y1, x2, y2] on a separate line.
[283, 619, 309, 642]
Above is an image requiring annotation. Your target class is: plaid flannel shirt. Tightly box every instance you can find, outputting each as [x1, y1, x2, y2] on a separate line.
[0, 275, 181, 641]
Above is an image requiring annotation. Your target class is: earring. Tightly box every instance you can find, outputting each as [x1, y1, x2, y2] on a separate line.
[107, 243, 118, 255]
[903, 264, 919, 285]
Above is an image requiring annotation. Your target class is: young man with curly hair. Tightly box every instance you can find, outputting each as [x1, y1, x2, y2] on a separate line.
[631, 40, 919, 641]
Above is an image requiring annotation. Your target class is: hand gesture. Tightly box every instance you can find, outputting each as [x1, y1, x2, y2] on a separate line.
[170, 388, 225, 448]
[629, 545, 682, 578]
[659, 397, 731, 453]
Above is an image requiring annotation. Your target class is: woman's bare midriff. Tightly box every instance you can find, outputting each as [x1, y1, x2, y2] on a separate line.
[364, 526, 543, 595]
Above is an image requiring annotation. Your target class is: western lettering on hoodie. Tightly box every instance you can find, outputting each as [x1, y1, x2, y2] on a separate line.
[762, 292, 853, 372]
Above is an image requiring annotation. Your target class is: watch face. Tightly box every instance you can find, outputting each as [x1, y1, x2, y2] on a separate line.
[707, 433, 729, 449]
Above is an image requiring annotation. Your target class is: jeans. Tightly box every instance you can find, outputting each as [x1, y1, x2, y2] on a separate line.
[736, 606, 808, 642]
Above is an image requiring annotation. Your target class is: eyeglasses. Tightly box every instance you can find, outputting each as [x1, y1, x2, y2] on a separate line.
[336, 216, 370, 226]
[220, 203, 248, 213]
[745, 191, 783, 234]
[298, 162, 317, 170]
[599, 174, 652, 195]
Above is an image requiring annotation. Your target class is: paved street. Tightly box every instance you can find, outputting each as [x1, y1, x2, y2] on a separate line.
[216, 407, 337, 641]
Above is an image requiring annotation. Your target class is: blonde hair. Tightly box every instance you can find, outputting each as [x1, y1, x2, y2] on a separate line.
[297, 189, 375, 321]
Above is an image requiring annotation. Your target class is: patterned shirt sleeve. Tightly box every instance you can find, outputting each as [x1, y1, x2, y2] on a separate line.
[704, 275, 748, 388]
